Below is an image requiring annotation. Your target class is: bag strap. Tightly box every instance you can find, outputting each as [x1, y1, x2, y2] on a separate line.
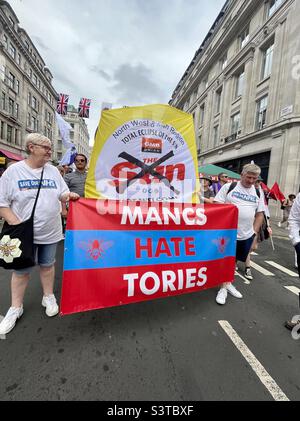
[30, 168, 44, 219]
[226, 182, 237, 196]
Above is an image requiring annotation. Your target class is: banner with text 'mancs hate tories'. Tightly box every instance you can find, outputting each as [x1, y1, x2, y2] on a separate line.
[60, 200, 238, 315]
[85, 104, 199, 203]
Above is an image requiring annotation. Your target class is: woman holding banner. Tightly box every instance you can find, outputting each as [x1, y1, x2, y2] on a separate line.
[0, 133, 80, 335]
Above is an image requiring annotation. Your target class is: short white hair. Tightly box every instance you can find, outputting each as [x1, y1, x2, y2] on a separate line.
[241, 163, 261, 176]
[25, 133, 51, 154]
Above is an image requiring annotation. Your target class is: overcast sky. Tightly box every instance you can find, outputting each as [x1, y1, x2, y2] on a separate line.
[9, 0, 224, 144]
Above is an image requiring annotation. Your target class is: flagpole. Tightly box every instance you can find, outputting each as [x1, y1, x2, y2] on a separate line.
[266, 217, 275, 251]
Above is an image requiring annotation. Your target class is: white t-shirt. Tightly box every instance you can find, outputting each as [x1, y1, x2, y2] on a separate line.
[214, 181, 265, 240]
[0, 161, 69, 244]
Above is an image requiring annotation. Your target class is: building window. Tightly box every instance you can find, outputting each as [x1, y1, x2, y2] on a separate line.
[198, 134, 202, 153]
[9, 44, 16, 59]
[24, 40, 30, 49]
[8, 98, 14, 115]
[213, 125, 219, 147]
[231, 112, 240, 135]
[7, 72, 15, 90]
[1, 121, 5, 139]
[239, 27, 249, 49]
[268, 0, 283, 17]
[31, 96, 37, 110]
[215, 88, 222, 114]
[17, 53, 21, 66]
[7, 125, 13, 143]
[199, 104, 205, 126]
[33, 74, 37, 86]
[262, 43, 274, 80]
[256, 96, 268, 130]
[220, 54, 228, 71]
[16, 80, 20, 94]
[15, 129, 19, 145]
[3, 34, 8, 49]
[9, 16, 14, 27]
[15, 103, 19, 119]
[235, 69, 245, 98]
[1, 92, 6, 111]
[70, 132, 74, 140]
[31, 116, 39, 131]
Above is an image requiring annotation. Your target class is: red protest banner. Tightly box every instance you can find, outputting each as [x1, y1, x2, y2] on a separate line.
[60, 200, 238, 315]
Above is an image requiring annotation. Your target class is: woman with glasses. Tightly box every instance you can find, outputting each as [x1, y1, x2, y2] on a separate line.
[212, 172, 229, 195]
[0, 133, 80, 335]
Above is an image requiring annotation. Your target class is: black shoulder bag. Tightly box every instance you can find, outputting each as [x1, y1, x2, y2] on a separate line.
[0, 169, 44, 270]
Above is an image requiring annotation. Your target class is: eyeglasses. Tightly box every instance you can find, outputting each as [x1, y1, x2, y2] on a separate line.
[221, 175, 228, 178]
[75, 159, 86, 163]
[32, 143, 52, 152]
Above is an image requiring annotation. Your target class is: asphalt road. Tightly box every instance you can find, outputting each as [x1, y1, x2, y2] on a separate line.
[0, 224, 300, 401]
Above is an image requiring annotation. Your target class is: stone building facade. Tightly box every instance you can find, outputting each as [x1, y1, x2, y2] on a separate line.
[0, 0, 58, 166]
[170, 0, 300, 213]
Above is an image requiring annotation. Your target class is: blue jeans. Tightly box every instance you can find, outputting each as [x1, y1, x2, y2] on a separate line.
[14, 243, 58, 276]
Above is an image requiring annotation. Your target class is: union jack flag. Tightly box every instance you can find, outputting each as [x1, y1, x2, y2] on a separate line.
[56, 94, 69, 115]
[78, 98, 91, 118]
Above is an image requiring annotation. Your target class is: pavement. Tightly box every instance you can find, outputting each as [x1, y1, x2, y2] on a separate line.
[0, 219, 300, 401]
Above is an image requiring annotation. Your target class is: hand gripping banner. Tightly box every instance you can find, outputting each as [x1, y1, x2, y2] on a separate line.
[60, 200, 238, 315]
[85, 104, 199, 203]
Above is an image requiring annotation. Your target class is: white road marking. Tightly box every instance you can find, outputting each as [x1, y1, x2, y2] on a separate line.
[0, 315, 6, 340]
[218, 321, 289, 401]
[265, 261, 298, 277]
[250, 261, 275, 276]
[284, 286, 300, 296]
[235, 271, 251, 285]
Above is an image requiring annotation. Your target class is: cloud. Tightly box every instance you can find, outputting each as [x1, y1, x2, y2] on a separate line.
[9, 0, 225, 143]
[112, 63, 164, 105]
[90, 66, 111, 81]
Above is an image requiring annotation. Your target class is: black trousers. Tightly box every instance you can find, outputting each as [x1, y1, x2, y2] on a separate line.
[295, 243, 300, 277]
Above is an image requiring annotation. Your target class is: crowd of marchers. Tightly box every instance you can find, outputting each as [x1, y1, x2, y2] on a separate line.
[0, 133, 299, 335]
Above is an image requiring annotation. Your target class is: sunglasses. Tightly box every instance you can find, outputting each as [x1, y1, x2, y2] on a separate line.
[75, 159, 86, 163]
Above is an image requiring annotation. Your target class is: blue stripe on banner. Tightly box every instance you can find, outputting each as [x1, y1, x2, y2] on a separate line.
[64, 229, 237, 271]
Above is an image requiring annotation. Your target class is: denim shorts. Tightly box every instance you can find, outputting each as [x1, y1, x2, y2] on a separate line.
[236, 234, 256, 262]
[14, 243, 58, 276]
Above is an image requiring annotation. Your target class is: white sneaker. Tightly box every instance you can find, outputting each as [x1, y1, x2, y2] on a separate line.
[0, 306, 23, 335]
[216, 288, 228, 305]
[244, 267, 253, 280]
[42, 294, 59, 317]
[226, 284, 243, 299]
[278, 222, 281, 227]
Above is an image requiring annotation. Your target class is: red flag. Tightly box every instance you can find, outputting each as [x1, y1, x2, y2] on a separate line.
[268, 182, 285, 202]
[261, 182, 270, 193]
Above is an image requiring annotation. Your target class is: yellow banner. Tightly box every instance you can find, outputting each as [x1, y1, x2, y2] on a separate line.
[0, 157, 6, 165]
[85, 104, 199, 203]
